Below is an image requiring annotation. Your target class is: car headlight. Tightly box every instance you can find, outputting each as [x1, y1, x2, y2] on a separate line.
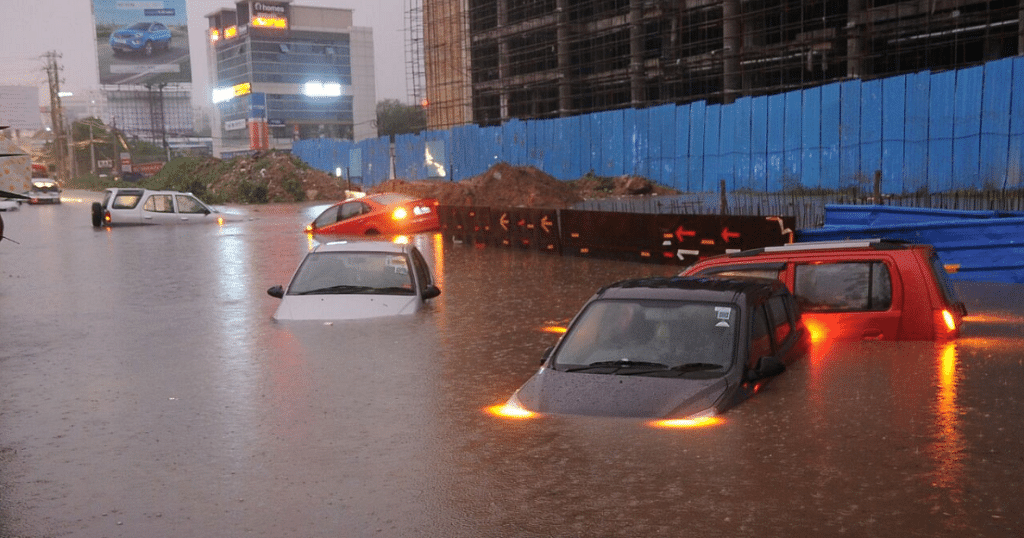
[487, 391, 537, 419]
[649, 407, 723, 429]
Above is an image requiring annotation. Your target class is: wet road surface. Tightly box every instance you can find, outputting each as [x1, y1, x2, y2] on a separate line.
[1, 191, 1022, 537]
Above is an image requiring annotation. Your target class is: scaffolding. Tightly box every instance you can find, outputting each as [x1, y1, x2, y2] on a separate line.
[418, 0, 1024, 130]
[104, 84, 195, 144]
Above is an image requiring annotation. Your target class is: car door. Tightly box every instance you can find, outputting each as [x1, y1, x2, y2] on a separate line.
[327, 201, 373, 234]
[174, 194, 215, 223]
[141, 193, 178, 224]
[789, 259, 902, 341]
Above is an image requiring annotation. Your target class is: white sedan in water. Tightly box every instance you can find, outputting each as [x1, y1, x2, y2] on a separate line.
[267, 241, 441, 321]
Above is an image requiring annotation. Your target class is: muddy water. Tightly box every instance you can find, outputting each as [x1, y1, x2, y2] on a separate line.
[0, 191, 1021, 537]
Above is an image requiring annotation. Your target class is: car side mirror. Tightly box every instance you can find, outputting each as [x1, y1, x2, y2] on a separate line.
[747, 355, 786, 381]
[422, 285, 441, 300]
[267, 285, 284, 298]
[540, 346, 554, 365]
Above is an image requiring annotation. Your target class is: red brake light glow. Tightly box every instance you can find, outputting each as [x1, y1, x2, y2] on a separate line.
[392, 207, 408, 220]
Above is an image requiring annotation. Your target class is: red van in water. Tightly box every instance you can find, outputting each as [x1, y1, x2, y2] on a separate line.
[680, 239, 967, 342]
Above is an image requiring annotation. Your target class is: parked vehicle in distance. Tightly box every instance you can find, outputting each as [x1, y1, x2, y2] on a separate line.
[109, 21, 171, 56]
[91, 188, 241, 227]
[307, 193, 441, 236]
[680, 239, 966, 342]
[267, 241, 441, 321]
[25, 180, 61, 205]
[502, 276, 807, 420]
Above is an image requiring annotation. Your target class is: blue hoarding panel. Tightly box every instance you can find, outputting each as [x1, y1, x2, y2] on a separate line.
[840, 80, 862, 187]
[719, 102, 737, 191]
[602, 110, 624, 176]
[784, 91, 802, 187]
[904, 71, 931, 192]
[820, 83, 841, 190]
[954, 66, 984, 187]
[929, 71, 956, 191]
[622, 107, 642, 176]
[766, 93, 785, 191]
[688, 102, 707, 192]
[750, 95, 768, 191]
[704, 104, 722, 192]
[1010, 58, 1024, 189]
[674, 104, 691, 192]
[650, 104, 676, 185]
[981, 59, 1012, 187]
[801, 87, 822, 189]
[732, 97, 752, 189]
[860, 79, 883, 179]
[882, 76, 906, 193]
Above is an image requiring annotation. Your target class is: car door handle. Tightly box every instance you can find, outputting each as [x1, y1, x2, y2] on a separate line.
[861, 328, 884, 340]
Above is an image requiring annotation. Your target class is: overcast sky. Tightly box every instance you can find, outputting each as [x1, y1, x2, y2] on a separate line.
[0, 0, 414, 113]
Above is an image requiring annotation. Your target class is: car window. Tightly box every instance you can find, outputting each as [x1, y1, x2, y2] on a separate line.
[143, 194, 174, 213]
[287, 252, 415, 296]
[553, 299, 737, 371]
[313, 206, 341, 228]
[410, 248, 433, 291]
[112, 193, 142, 209]
[339, 201, 368, 220]
[793, 262, 892, 312]
[927, 252, 962, 307]
[766, 295, 792, 342]
[176, 195, 207, 214]
[750, 304, 775, 363]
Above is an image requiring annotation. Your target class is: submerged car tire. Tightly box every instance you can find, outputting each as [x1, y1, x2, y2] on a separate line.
[91, 202, 103, 227]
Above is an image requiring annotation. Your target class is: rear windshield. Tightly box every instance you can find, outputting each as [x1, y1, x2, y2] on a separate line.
[370, 193, 416, 205]
[112, 193, 143, 209]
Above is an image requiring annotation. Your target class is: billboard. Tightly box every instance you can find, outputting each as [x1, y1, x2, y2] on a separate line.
[0, 86, 40, 130]
[92, 0, 191, 86]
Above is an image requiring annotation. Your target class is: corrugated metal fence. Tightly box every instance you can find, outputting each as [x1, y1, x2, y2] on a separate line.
[293, 56, 1024, 196]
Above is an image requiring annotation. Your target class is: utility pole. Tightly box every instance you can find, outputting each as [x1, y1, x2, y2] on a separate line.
[43, 51, 69, 182]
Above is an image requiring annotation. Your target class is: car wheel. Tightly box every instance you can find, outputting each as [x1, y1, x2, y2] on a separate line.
[144, 42, 153, 56]
[91, 202, 104, 227]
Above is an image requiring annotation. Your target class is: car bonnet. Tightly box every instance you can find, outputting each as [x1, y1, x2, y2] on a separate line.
[513, 367, 730, 419]
[273, 294, 421, 321]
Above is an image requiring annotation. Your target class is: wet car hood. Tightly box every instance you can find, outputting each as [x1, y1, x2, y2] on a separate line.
[273, 294, 421, 321]
[513, 367, 730, 419]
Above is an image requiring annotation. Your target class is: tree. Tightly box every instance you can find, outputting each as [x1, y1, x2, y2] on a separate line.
[375, 99, 427, 139]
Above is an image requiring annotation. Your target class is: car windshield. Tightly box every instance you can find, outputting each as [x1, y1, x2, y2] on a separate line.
[552, 299, 738, 375]
[287, 251, 415, 296]
[129, 23, 150, 30]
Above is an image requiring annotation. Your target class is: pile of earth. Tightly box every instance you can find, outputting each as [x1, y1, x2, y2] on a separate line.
[157, 150, 678, 207]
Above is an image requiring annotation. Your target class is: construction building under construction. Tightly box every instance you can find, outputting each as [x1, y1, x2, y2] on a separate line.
[416, 0, 1023, 130]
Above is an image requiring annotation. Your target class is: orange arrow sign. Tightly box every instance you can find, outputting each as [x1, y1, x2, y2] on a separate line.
[540, 215, 553, 233]
[499, 213, 510, 231]
[675, 225, 696, 242]
[721, 227, 740, 242]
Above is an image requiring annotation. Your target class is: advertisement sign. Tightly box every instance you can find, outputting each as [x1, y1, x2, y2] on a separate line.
[92, 0, 191, 85]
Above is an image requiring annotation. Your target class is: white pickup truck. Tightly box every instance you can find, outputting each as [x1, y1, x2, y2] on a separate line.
[91, 187, 243, 227]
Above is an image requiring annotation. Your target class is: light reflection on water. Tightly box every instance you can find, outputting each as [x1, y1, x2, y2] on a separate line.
[1, 194, 1022, 537]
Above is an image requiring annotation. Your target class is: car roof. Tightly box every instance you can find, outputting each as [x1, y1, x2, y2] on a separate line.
[105, 187, 200, 197]
[310, 240, 413, 255]
[719, 238, 927, 259]
[595, 275, 786, 304]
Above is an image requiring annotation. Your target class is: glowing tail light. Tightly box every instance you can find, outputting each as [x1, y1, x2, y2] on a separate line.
[104, 211, 111, 224]
[391, 207, 408, 220]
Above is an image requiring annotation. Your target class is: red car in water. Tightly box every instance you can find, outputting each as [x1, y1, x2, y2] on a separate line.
[307, 193, 441, 236]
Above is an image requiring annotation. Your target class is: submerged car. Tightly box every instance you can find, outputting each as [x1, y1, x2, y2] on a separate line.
[267, 241, 441, 321]
[504, 276, 807, 420]
[91, 188, 241, 227]
[681, 239, 966, 341]
[25, 180, 61, 204]
[109, 22, 172, 56]
[307, 193, 441, 236]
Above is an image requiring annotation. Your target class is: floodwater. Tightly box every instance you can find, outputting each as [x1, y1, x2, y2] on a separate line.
[1, 191, 1022, 538]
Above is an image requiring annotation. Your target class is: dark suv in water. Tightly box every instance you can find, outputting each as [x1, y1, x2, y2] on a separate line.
[503, 276, 808, 420]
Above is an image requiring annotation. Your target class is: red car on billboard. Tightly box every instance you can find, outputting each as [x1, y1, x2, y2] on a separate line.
[307, 193, 441, 236]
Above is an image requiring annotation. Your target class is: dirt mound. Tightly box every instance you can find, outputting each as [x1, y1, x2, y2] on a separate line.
[172, 150, 677, 207]
[369, 162, 676, 208]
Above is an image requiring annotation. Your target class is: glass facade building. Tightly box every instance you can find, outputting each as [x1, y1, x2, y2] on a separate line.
[206, 1, 375, 157]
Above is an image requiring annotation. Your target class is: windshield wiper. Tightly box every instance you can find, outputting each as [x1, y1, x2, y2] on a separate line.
[371, 286, 416, 295]
[295, 285, 374, 295]
[563, 359, 668, 373]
